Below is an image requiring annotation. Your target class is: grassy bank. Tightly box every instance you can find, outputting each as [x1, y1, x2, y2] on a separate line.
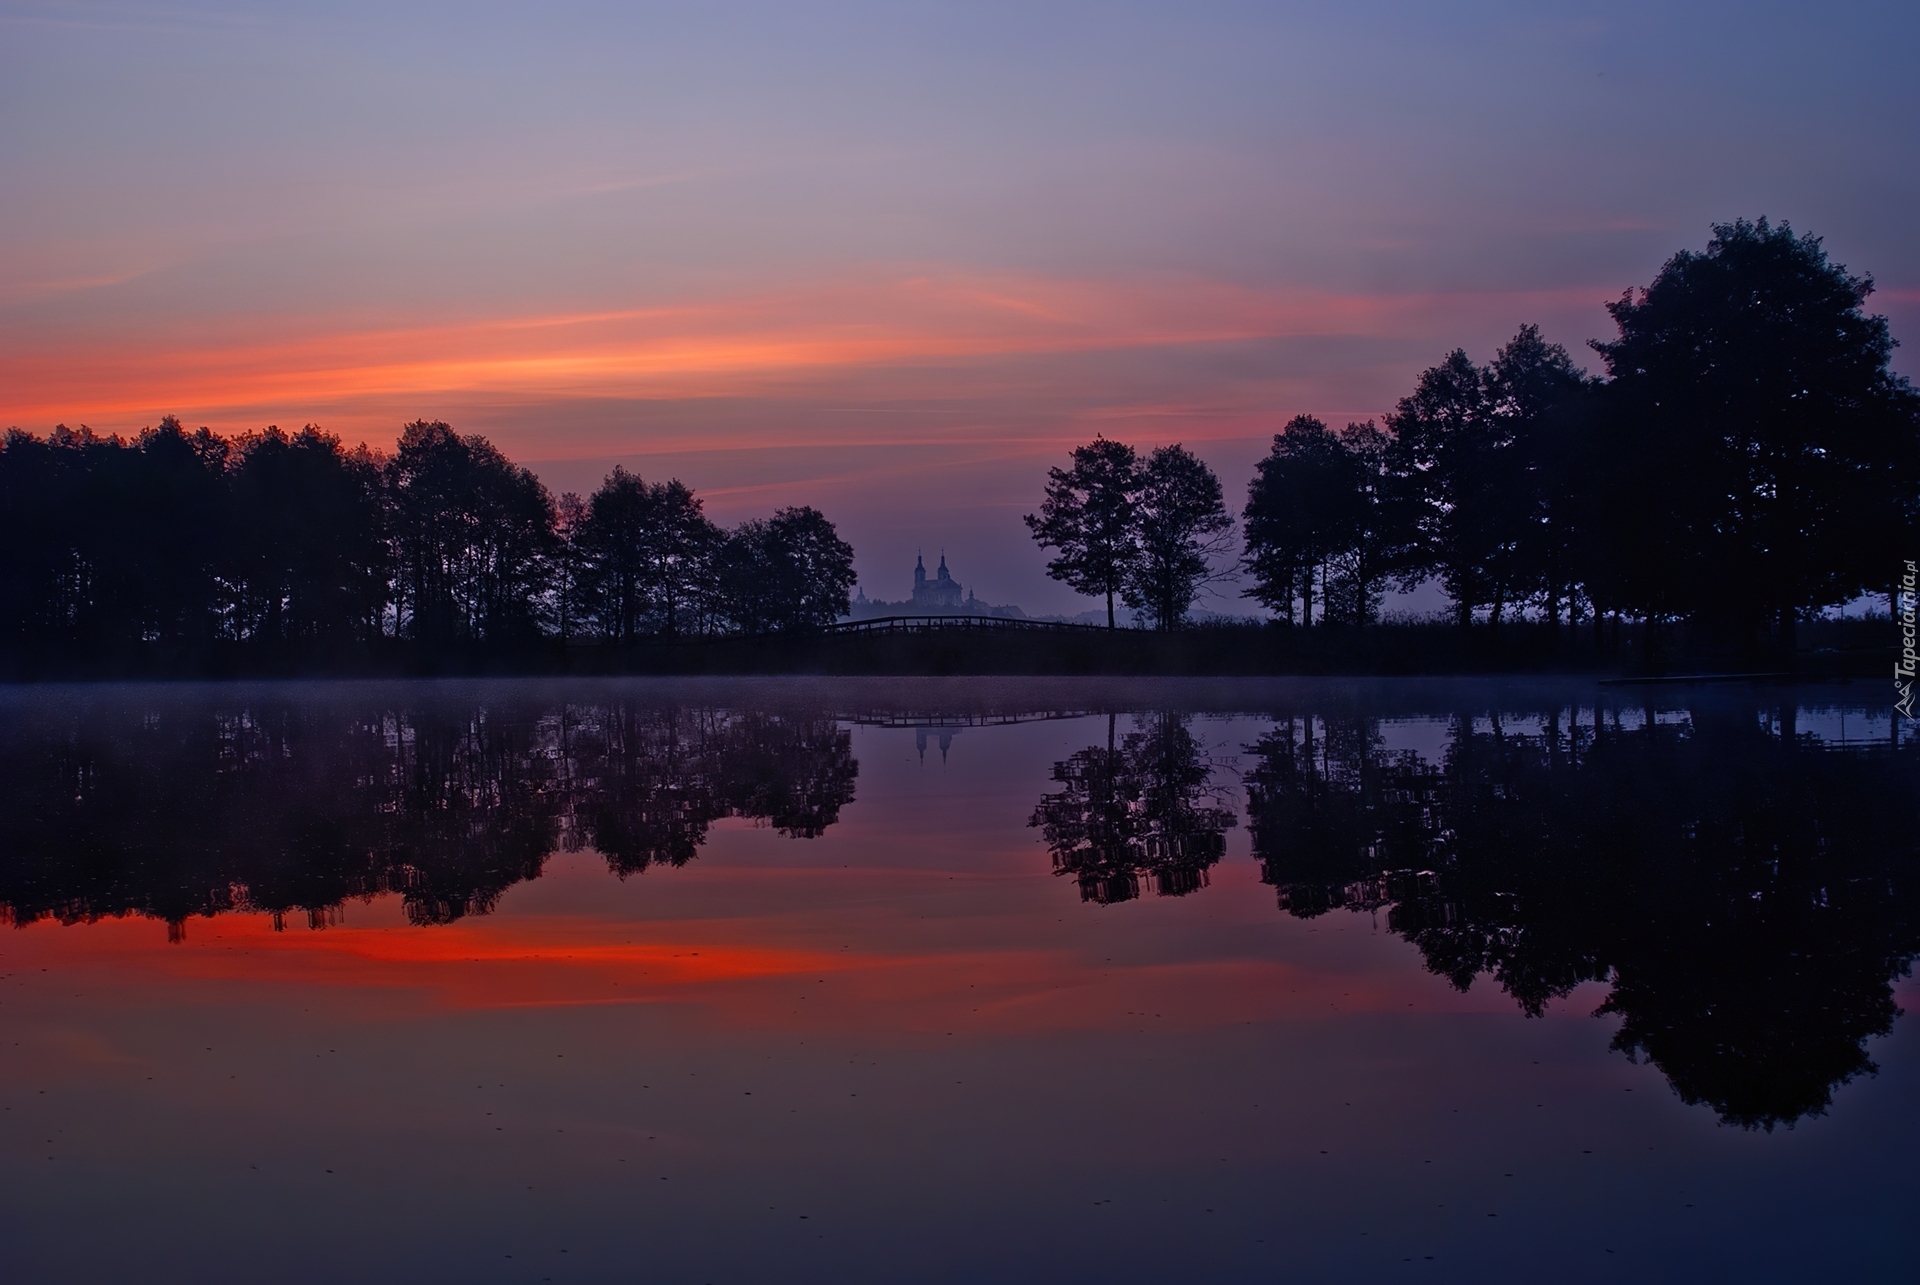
[0, 616, 1892, 681]
[587, 616, 1893, 679]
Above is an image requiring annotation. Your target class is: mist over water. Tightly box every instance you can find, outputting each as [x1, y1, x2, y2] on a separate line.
[0, 678, 1912, 1282]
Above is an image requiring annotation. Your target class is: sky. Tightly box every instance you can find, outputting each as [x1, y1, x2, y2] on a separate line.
[3, 0, 1917, 614]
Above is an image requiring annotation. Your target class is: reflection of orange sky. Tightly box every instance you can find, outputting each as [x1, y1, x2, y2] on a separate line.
[2, 868, 1494, 1037]
[1, 270, 1607, 440]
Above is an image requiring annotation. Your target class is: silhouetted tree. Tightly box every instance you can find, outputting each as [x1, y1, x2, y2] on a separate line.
[574, 468, 724, 641]
[718, 506, 857, 633]
[577, 467, 652, 643]
[1387, 329, 1590, 626]
[644, 480, 723, 637]
[1484, 327, 1597, 630]
[386, 421, 557, 646]
[1242, 416, 1365, 626]
[128, 418, 233, 655]
[551, 491, 592, 643]
[1121, 444, 1233, 630]
[1025, 437, 1140, 629]
[1321, 420, 1407, 625]
[1591, 218, 1920, 653]
[0, 425, 102, 658]
[228, 425, 387, 650]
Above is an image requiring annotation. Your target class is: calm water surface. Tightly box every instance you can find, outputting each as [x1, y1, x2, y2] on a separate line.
[0, 678, 1913, 1283]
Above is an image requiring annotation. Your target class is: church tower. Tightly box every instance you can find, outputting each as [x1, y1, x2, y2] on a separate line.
[911, 551, 965, 611]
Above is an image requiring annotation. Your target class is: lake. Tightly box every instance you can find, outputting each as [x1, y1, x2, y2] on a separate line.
[0, 677, 1913, 1283]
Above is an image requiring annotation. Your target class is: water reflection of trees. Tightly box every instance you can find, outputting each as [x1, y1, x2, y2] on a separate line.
[1245, 705, 1920, 1130]
[1030, 712, 1237, 903]
[0, 698, 856, 936]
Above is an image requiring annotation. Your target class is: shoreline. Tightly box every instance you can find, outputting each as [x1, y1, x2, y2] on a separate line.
[0, 618, 1891, 683]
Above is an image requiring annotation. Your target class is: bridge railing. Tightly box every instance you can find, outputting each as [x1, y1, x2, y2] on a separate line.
[824, 614, 1111, 636]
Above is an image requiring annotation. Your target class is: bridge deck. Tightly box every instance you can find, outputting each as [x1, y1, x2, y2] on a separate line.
[825, 614, 1109, 635]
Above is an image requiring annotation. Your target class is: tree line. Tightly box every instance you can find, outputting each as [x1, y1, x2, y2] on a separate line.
[0, 418, 856, 667]
[1028, 219, 1920, 650]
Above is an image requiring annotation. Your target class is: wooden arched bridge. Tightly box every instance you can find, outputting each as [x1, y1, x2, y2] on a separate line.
[822, 614, 1109, 636]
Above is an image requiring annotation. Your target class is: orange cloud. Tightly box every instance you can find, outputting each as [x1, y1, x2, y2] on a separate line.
[0, 270, 1610, 435]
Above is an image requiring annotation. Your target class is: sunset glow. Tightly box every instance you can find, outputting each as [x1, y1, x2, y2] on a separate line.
[2, 276, 1607, 433]
[3, 6, 1917, 1281]
[1, 861, 1475, 1034]
[6, 0, 1913, 611]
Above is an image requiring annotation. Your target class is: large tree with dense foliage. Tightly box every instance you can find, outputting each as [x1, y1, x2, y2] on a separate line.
[1386, 327, 1592, 626]
[577, 467, 653, 643]
[1483, 326, 1598, 630]
[1242, 415, 1365, 626]
[1242, 416, 1411, 626]
[1325, 419, 1411, 626]
[0, 425, 101, 656]
[718, 506, 857, 633]
[124, 418, 233, 654]
[575, 468, 723, 642]
[0, 419, 231, 660]
[385, 421, 557, 645]
[1590, 218, 1920, 649]
[228, 425, 388, 649]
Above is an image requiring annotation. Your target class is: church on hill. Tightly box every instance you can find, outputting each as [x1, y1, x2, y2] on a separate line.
[849, 552, 1028, 621]
[911, 553, 966, 611]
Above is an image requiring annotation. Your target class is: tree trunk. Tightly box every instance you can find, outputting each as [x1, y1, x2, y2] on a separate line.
[1778, 605, 1797, 661]
[1106, 587, 1114, 630]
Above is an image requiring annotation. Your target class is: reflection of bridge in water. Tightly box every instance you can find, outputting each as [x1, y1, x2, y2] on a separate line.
[840, 708, 1101, 729]
[838, 706, 1108, 766]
